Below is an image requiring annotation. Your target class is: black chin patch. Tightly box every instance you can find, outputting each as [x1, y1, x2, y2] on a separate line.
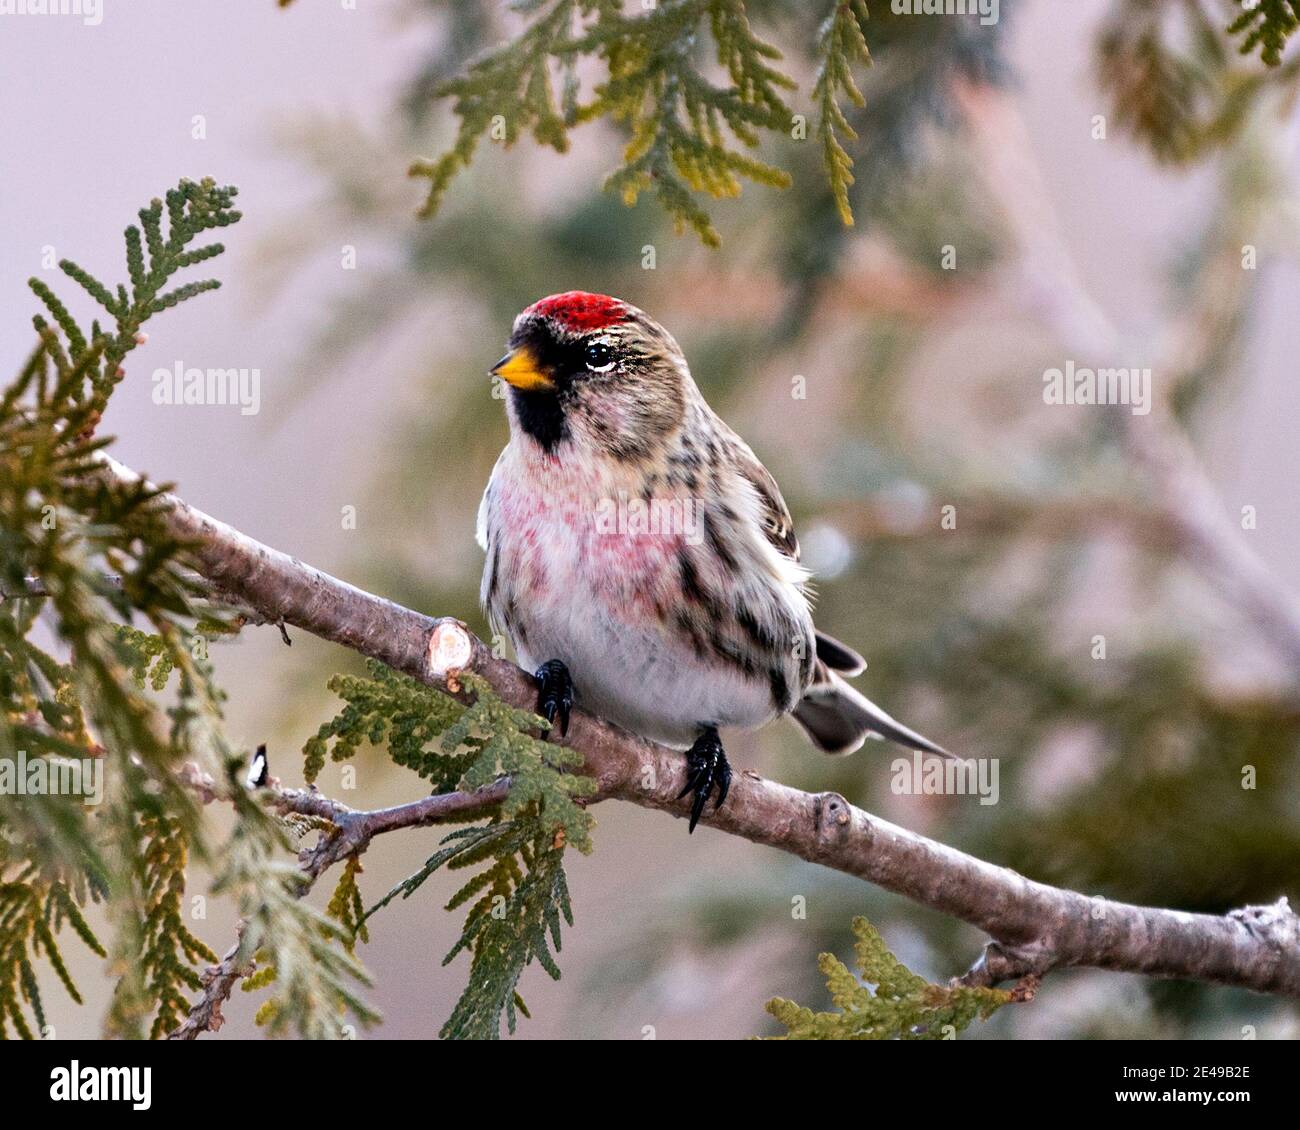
[510, 386, 568, 453]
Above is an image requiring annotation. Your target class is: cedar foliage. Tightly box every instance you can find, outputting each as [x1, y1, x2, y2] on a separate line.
[362, 1, 1300, 242]
[3, 174, 600, 1039]
[305, 664, 595, 1037]
[0, 864, 106, 1039]
[366, 817, 575, 1039]
[134, 811, 220, 1039]
[764, 917, 1011, 1040]
[1, 179, 378, 1039]
[813, 0, 873, 226]
[1, 179, 248, 1039]
[1229, 0, 1300, 66]
[217, 758, 380, 1039]
[408, 0, 862, 246]
[1098, 0, 1300, 165]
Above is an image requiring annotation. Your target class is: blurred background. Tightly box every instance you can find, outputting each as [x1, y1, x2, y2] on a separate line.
[3, 0, 1300, 1038]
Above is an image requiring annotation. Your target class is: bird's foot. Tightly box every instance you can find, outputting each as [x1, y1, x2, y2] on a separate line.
[534, 659, 573, 738]
[676, 726, 732, 834]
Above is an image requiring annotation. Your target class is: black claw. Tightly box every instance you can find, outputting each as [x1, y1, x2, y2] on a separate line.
[678, 727, 731, 834]
[715, 759, 732, 811]
[534, 659, 574, 738]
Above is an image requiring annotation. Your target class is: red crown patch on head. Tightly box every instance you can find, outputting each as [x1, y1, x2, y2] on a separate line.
[526, 291, 630, 332]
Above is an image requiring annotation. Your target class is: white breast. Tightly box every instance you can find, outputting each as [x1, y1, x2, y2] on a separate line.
[515, 590, 780, 748]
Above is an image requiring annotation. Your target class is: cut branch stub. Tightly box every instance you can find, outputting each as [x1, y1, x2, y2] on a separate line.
[427, 619, 475, 690]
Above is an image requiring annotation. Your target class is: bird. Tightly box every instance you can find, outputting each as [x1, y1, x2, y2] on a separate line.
[477, 291, 947, 833]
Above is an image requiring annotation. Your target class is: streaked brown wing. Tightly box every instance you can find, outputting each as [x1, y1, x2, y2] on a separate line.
[727, 431, 869, 679]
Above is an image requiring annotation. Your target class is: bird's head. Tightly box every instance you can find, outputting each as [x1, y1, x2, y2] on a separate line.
[492, 292, 690, 460]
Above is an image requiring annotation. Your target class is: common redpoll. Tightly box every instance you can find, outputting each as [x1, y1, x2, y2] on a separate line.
[478, 292, 947, 832]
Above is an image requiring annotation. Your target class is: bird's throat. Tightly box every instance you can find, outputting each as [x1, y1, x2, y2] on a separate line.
[510, 386, 568, 453]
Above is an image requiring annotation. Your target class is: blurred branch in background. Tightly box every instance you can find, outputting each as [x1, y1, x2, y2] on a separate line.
[957, 75, 1300, 678]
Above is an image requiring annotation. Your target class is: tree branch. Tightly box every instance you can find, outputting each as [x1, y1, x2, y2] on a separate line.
[167, 761, 511, 1038]
[94, 453, 1300, 1005]
[272, 779, 512, 881]
[166, 933, 249, 1041]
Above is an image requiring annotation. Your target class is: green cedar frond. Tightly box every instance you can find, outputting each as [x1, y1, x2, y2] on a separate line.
[1228, 0, 1300, 66]
[116, 626, 178, 692]
[114, 624, 228, 694]
[439, 817, 573, 1039]
[242, 852, 373, 1023]
[3, 178, 241, 1040]
[0, 873, 105, 1040]
[583, 0, 795, 247]
[302, 658, 469, 788]
[303, 664, 595, 850]
[6, 177, 379, 1042]
[410, 0, 583, 221]
[1099, 0, 1300, 166]
[451, 672, 595, 852]
[24, 177, 241, 415]
[1096, 1, 1219, 165]
[135, 812, 220, 1039]
[241, 963, 277, 992]
[312, 664, 596, 1038]
[764, 916, 1012, 1040]
[412, 0, 801, 247]
[813, 0, 872, 226]
[367, 813, 574, 1039]
[364, 823, 513, 921]
[214, 759, 379, 1038]
[325, 855, 369, 955]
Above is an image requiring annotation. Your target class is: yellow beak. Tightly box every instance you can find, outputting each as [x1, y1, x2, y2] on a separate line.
[491, 346, 554, 392]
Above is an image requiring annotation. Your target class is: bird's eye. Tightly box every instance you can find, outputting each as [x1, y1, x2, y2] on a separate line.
[584, 342, 615, 373]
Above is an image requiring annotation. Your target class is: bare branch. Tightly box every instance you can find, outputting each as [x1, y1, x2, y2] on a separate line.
[167, 933, 250, 1041]
[168, 763, 511, 1038]
[0, 575, 123, 600]
[272, 779, 512, 880]
[93, 453, 1300, 1004]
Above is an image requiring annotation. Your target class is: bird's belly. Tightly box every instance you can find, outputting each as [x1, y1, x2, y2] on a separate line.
[501, 511, 778, 746]
[515, 595, 778, 748]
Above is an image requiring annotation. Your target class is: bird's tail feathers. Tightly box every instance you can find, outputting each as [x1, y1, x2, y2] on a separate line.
[814, 630, 867, 676]
[791, 670, 950, 757]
